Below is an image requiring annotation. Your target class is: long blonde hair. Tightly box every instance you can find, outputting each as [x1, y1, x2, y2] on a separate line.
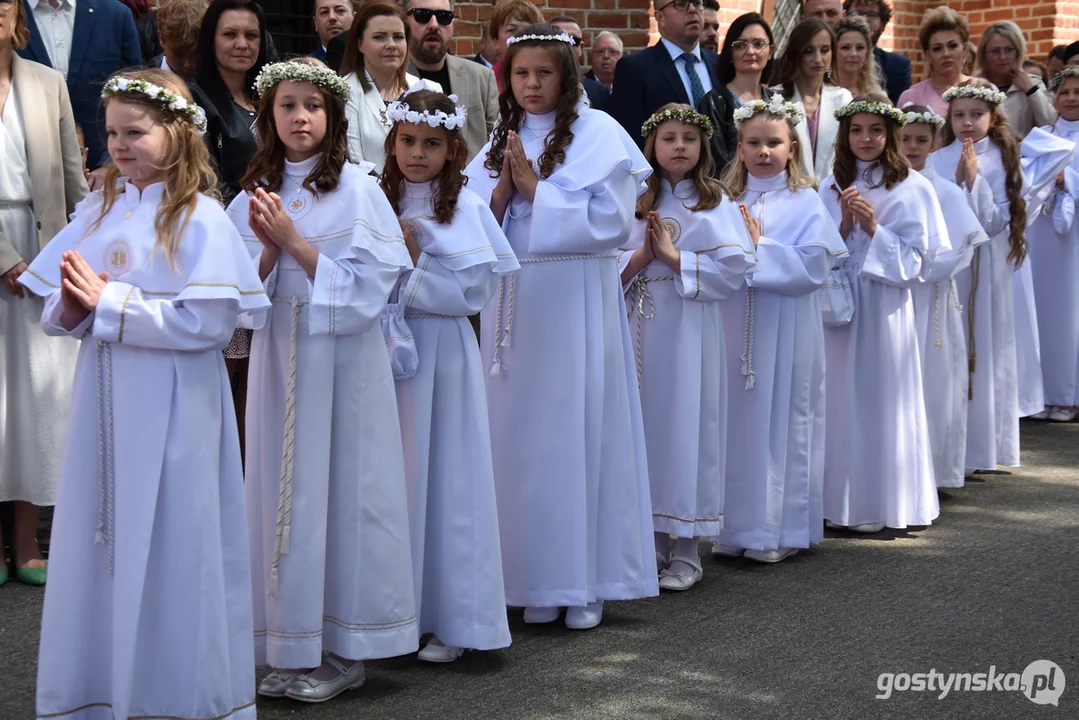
[636, 104, 727, 217]
[722, 113, 817, 197]
[88, 69, 218, 269]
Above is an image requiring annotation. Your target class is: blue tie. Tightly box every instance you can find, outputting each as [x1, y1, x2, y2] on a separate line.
[681, 52, 706, 107]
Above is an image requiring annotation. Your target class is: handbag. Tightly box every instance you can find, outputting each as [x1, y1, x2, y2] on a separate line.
[819, 259, 856, 327]
[380, 303, 419, 379]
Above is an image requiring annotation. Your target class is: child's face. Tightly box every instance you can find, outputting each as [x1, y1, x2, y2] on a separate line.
[899, 123, 934, 171]
[848, 112, 887, 163]
[737, 115, 794, 180]
[392, 122, 452, 184]
[950, 97, 992, 142]
[273, 81, 328, 163]
[106, 100, 170, 189]
[510, 47, 561, 115]
[1055, 77, 1079, 122]
[654, 120, 702, 180]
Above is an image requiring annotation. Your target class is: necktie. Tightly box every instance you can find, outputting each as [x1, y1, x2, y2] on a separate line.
[681, 52, 706, 107]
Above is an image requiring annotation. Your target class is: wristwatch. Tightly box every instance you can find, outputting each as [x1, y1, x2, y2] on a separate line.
[1026, 85, 1040, 97]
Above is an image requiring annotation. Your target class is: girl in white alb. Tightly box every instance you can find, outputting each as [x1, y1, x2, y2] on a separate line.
[379, 89, 517, 663]
[231, 60, 417, 704]
[25, 70, 268, 720]
[712, 97, 847, 562]
[465, 25, 657, 631]
[619, 104, 757, 590]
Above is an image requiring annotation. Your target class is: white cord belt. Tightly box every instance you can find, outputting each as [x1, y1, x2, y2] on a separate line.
[94, 340, 116, 575]
[626, 274, 674, 388]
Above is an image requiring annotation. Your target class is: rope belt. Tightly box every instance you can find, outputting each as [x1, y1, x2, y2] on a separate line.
[966, 247, 982, 400]
[404, 311, 457, 319]
[488, 252, 619, 376]
[740, 287, 756, 391]
[94, 340, 116, 575]
[626, 274, 674, 388]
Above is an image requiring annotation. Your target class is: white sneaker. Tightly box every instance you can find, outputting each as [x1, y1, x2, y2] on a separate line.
[710, 544, 745, 558]
[565, 601, 603, 630]
[658, 556, 704, 591]
[744, 548, 799, 563]
[523, 606, 561, 624]
[849, 522, 886, 533]
[1049, 406, 1077, 422]
[1028, 408, 1051, 420]
[418, 637, 466, 663]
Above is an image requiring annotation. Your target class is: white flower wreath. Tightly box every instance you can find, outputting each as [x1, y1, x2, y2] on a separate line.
[834, 99, 907, 124]
[506, 31, 575, 47]
[733, 96, 807, 128]
[1050, 66, 1079, 92]
[941, 84, 1006, 106]
[641, 106, 715, 138]
[386, 94, 468, 130]
[901, 109, 945, 128]
[254, 61, 352, 103]
[102, 76, 208, 135]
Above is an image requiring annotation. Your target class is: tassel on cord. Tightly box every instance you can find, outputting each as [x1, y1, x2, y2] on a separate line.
[270, 297, 303, 597]
[500, 274, 515, 347]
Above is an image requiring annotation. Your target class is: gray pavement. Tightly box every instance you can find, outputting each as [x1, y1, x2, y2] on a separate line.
[1, 421, 1076, 719]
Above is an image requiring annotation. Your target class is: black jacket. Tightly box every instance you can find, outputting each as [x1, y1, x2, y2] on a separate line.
[696, 85, 775, 179]
[189, 81, 258, 204]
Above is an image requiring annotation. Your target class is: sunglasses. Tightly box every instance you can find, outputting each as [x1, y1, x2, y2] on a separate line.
[407, 8, 454, 26]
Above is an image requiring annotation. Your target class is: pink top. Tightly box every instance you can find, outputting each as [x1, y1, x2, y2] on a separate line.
[897, 79, 949, 116]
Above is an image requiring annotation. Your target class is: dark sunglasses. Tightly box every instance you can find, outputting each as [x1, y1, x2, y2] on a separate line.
[407, 8, 454, 26]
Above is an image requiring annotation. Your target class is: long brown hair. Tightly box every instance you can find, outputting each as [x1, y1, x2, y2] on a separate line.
[89, 70, 217, 270]
[240, 58, 349, 197]
[379, 90, 469, 224]
[832, 93, 909, 192]
[340, 1, 410, 95]
[941, 78, 1027, 267]
[483, 24, 581, 179]
[779, 18, 838, 100]
[635, 104, 727, 217]
[722, 113, 817, 197]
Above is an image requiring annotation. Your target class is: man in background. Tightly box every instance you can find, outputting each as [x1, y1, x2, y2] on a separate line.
[844, 0, 910, 103]
[801, 0, 842, 28]
[550, 15, 610, 111]
[586, 30, 621, 91]
[473, 25, 497, 68]
[311, 0, 353, 62]
[700, 0, 720, 53]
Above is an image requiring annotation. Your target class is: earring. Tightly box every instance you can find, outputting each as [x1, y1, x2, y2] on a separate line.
[825, 67, 833, 79]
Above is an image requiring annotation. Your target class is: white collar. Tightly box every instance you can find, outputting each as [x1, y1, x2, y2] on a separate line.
[661, 37, 702, 64]
[746, 170, 790, 192]
[29, 0, 76, 11]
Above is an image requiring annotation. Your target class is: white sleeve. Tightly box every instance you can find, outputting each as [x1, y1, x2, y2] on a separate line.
[859, 223, 930, 289]
[965, 174, 1009, 237]
[528, 171, 639, 254]
[307, 253, 403, 336]
[400, 255, 500, 316]
[40, 291, 95, 338]
[747, 237, 841, 297]
[92, 281, 237, 350]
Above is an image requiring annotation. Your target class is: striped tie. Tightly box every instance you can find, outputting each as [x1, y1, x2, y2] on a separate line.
[681, 52, 706, 107]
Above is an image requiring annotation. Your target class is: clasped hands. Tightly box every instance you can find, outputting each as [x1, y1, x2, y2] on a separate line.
[58, 250, 109, 329]
[492, 131, 539, 205]
[839, 186, 877, 238]
[249, 188, 302, 258]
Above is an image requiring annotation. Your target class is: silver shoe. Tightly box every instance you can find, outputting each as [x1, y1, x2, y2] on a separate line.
[257, 669, 301, 698]
[284, 656, 365, 703]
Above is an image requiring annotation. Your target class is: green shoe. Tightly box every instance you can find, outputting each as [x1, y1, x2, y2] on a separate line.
[15, 564, 47, 586]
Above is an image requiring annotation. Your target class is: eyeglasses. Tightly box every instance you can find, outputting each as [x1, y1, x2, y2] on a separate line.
[593, 48, 622, 57]
[847, 10, 881, 20]
[406, 8, 454, 26]
[986, 46, 1018, 58]
[730, 39, 770, 52]
[566, 35, 582, 47]
[659, 0, 703, 12]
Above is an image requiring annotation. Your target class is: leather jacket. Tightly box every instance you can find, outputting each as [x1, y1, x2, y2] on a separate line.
[188, 81, 259, 205]
[696, 85, 774, 179]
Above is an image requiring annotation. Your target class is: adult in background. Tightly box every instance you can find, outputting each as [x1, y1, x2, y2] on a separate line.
[832, 15, 882, 99]
[137, 0, 277, 67]
[311, 0, 353, 62]
[550, 14, 610, 111]
[487, 0, 542, 91]
[18, 0, 141, 181]
[1024, 58, 1048, 87]
[405, 0, 498, 161]
[1047, 44, 1067, 80]
[801, 0, 841, 29]
[610, 0, 721, 147]
[897, 6, 969, 116]
[844, 0, 910, 103]
[152, 0, 208, 80]
[700, 0, 719, 53]
[472, 25, 497, 68]
[774, 18, 850, 180]
[696, 12, 775, 175]
[0, 0, 87, 586]
[586, 29, 620, 91]
[977, 21, 1055, 139]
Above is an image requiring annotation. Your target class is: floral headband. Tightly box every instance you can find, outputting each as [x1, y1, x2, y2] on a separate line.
[255, 61, 352, 103]
[900, 105, 945, 129]
[386, 94, 468, 130]
[1050, 67, 1079, 92]
[506, 31, 575, 47]
[641, 106, 714, 139]
[102, 77, 208, 135]
[941, 84, 1006, 106]
[733, 96, 807, 128]
[834, 99, 907, 125]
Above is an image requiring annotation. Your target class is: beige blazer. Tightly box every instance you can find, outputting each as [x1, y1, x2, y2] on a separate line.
[785, 83, 853, 182]
[344, 69, 437, 174]
[410, 55, 500, 162]
[0, 54, 88, 275]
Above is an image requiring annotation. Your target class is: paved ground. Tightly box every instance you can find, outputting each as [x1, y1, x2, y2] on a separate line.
[1, 420, 1076, 719]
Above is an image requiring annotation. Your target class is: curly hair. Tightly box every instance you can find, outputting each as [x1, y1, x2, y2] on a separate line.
[918, 6, 970, 51]
[842, 0, 893, 26]
[379, 91, 469, 224]
[722, 113, 817, 197]
[240, 58, 349, 197]
[832, 93, 909, 192]
[484, 24, 582, 180]
[941, 78, 1028, 268]
[779, 19, 838, 100]
[636, 104, 728, 218]
[833, 16, 883, 97]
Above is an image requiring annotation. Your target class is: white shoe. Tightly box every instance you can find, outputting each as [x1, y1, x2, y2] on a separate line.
[257, 669, 304, 698]
[824, 520, 846, 530]
[656, 551, 670, 573]
[418, 637, 466, 663]
[848, 522, 886, 533]
[523, 606, 561, 624]
[1049, 406, 1077, 422]
[711, 544, 745, 558]
[565, 601, 603, 630]
[1028, 408, 1051, 420]
[744, 548, 799, 563]
[658, 556, 704, 591]
[285, 656, 365, 703]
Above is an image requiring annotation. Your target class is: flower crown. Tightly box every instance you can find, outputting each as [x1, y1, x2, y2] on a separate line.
[941, 84, 1006, 106]
[506, 31, 575, 47]
[641, 106, 714, 139]
[386, 94, 468, 130]
[101, 77, 208, 135]
[1050, 66, 1079, 92]
[834, 100, 907, 125]
[733, 96, 807, 128]
[255, 61, 352, 103]
[900, 107, 945, 129]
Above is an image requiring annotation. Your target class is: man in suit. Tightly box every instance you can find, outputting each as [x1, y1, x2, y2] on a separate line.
[844, 0, 910, 104]
[472, 25, 497, 69]
[801, 0, 842, 28]
[550, 15, 610, 112]
[586, 30, 620, 91]
[311, 0, 353, 63]
[403, 0, 498, 161]
[20, 0, 142, 179]
[609, 0, 721, 147]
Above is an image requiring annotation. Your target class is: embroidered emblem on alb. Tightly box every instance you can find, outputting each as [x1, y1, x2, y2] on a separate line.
[104, 239, 132, 274]
[663, 217, 681, 244]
